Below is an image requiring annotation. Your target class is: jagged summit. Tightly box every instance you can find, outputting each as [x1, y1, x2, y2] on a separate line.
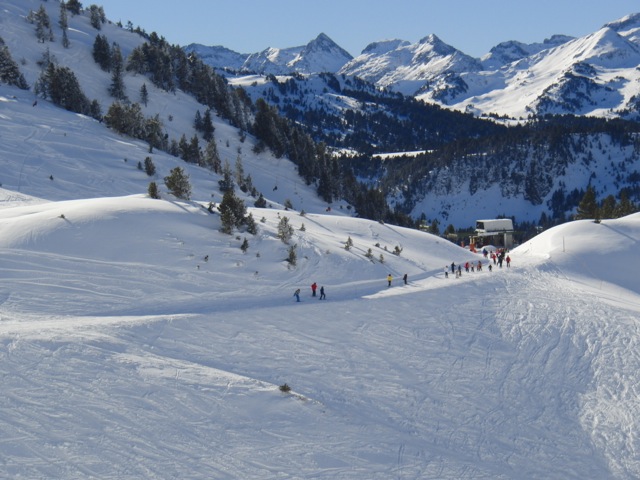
[188, 11, 640, 118]
[604, 12, 640, 44]
[288, 33, 353, 74]
[186, 33, 351, 74]
[361, 39, 410, 56]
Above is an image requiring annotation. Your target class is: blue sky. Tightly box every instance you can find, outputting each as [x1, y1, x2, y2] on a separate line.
[97, 0, 638, 57]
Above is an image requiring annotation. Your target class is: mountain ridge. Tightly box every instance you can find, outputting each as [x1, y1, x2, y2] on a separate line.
[189, 13, 640, 119]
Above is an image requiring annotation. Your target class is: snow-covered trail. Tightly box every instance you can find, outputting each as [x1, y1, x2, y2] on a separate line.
[1, 256, 638, 478]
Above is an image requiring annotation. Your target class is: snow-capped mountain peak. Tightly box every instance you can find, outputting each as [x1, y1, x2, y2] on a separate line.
[604, 12, 640, 45]
[287, 33, 353, 74]
[187, 33, 351, 75]
[339, 33, 482, 97]
[361, 39, 411, 56]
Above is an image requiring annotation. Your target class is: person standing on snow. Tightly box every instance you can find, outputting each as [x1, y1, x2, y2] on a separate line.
[387, 274, 393, 287]
[319, 286, 326, 300]
[311, 282, 317, 297]
[293, 289, 301, 302]
[403, 273, 408, 285]
[506, 255, 511, 268]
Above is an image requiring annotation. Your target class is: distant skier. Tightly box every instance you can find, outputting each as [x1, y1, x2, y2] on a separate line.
[319, 286, 326, 300]
[403, 273, 408, 285]
[387, 274, 393, 287]
[293, 288, 301, 302]
[311, 282, 317, 297]
[506, 255, 511, 268]
[451, 262, 456, 274]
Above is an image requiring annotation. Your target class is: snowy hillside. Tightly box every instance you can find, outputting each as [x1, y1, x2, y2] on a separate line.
[0, 188, 639, 478]
[0, 0, 335, 213]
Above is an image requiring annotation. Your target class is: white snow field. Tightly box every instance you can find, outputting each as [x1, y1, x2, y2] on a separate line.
[0, 0, 638, 477]
[0, 190, 638, 479]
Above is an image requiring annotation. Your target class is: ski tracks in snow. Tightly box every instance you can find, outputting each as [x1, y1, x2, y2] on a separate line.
[494, 264, 640, 478]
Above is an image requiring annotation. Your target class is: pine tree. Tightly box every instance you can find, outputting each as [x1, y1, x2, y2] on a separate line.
[575, 186, 597, 220]
[277, 216, 294, 244]
[143, 157, 156, 176]
[164, 167, 191, 200]
[147, 181, 160, 199]
[188, 135, 201, 164]
[108, 43, 127, 100]
[37, 63, 91, 114]
[218, 161, 234, 193]
[240, 237, 249, 253]
[254, 193, 267, 208]
[34, 5, 52, 43]
[140, 83, 149, 106]
[599, 195, 616, 219]
[193, 110, 203, 131]
[219, 208, 235, 235]
[245, 212, 258, 235]
[0, 41, 29, 89]
[615, 190, 637, 218]
[88, 5, 105, 30]
[344, 236, 353, 250]
[430, 219, 440, 235]
[92, 35, 111, 71]
[286, 244, 297, 266]
[217, 188, 246, 232]
[202, 139, 221, 173]
[66, 0, 82, 16]
[61, 29, 69, 49]
[59, 2, 70, 48]
[202, 108, 215, 141]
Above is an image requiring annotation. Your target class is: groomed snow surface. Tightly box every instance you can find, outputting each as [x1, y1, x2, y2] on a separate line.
[0, 190, 638, 479]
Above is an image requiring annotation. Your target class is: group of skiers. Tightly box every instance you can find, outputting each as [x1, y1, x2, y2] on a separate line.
[294, 282, 326, 302]
[294, 251, 512, 301]
[446, 250, 511, 278]
[481, 248, 511, 268]
[386, 273, 408, 287]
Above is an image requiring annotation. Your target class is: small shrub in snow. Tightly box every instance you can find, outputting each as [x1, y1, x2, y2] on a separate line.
[286, 244, 297, 266]
[344, 236, 353, 250]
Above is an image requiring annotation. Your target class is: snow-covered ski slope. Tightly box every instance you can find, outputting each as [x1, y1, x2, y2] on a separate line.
[0, 189, 638, 479]
[0, 0, 638, 476]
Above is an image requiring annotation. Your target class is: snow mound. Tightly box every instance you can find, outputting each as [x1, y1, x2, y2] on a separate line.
[515, 212, 640, 295]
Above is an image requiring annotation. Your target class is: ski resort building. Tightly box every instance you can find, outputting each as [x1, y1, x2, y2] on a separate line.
[471, 219, 514, 249]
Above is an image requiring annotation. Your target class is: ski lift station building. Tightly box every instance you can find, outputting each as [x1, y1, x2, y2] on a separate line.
[473, 219, 514, 248]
